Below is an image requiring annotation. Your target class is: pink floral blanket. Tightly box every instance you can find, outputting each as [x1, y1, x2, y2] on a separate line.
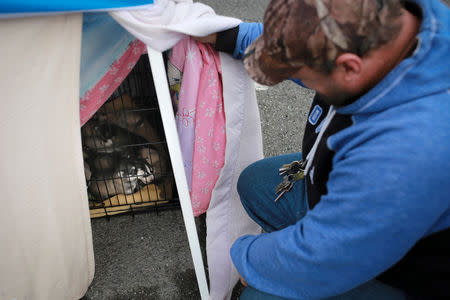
[79, 40, 147, 126]
[168, 37, 226, 216]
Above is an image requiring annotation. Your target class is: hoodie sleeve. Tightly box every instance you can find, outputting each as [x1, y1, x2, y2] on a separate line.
[230, 125, 449, 299]
[214, 22, 263, 59]
[232, 22, 263, 59]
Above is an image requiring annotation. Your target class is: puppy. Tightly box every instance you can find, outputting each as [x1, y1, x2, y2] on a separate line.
[81, 119, 114, 152]
[138, 146, 168, 182]
[88, 160, 139, 200]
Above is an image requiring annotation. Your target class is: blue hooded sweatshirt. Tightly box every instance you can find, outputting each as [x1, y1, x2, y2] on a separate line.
[227, 0, 450, 299]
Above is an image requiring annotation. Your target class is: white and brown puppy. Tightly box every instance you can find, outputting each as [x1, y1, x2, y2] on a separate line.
[88, 160, 139, 200]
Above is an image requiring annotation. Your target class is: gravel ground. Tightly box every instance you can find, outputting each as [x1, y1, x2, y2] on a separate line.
[83, 210, 201, 300]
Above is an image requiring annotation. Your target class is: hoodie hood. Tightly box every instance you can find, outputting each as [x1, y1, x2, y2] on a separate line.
[338, 0, 450, 115]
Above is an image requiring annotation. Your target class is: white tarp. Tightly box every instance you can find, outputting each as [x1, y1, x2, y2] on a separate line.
[207, 52, 264, 299]
[0, 13, 95, 300]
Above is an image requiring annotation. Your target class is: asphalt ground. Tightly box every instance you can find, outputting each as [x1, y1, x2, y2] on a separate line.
[83, 0, 449, 299]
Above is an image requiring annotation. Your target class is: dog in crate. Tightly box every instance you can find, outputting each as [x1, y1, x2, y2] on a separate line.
[81, 95, 169, 201]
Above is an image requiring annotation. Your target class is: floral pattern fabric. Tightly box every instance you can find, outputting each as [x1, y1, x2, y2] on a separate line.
[79, 40, 146, 126]
[169, 37, 226, 216]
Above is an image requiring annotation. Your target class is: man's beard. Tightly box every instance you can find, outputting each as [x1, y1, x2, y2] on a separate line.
[316, 91, 359, 107]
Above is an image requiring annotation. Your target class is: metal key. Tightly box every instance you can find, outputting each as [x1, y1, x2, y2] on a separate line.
[279, 160, 302, 176]
[279, 160, 306, 177]
[274, 190, 288, 202]
[274, 175, 294, 202]
[274, 159, 307, 202]
[275, 174, 294, 193]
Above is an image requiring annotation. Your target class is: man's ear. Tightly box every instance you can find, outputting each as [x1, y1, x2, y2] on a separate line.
[335, 53, 363, 82]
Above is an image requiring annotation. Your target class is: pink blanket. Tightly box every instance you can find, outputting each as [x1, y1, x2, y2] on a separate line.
[169, 37, 226, 216]
[79, 40, 146, 126]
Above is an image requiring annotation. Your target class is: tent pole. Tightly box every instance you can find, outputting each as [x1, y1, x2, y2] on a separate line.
[146, 47, 209, 300]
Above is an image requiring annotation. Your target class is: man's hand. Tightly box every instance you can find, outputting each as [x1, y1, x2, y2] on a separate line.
[192, 33, 217, 45]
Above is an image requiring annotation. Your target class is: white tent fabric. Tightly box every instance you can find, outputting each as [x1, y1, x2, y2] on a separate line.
[110, 0, 242, 52]
[0, 13, 95, 300]
[207, 53, 264, 299]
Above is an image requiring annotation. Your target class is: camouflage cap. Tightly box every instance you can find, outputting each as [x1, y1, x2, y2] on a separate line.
[244, 0, 402, 86]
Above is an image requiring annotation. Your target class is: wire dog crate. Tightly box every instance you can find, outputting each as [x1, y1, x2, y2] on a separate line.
[82, 54, 178, 218]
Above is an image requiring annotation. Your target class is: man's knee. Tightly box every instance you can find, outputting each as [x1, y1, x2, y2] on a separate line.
[237, 159, 262, 201]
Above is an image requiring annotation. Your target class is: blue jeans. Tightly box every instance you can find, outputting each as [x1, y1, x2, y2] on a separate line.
[237, 153, 406, 300]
